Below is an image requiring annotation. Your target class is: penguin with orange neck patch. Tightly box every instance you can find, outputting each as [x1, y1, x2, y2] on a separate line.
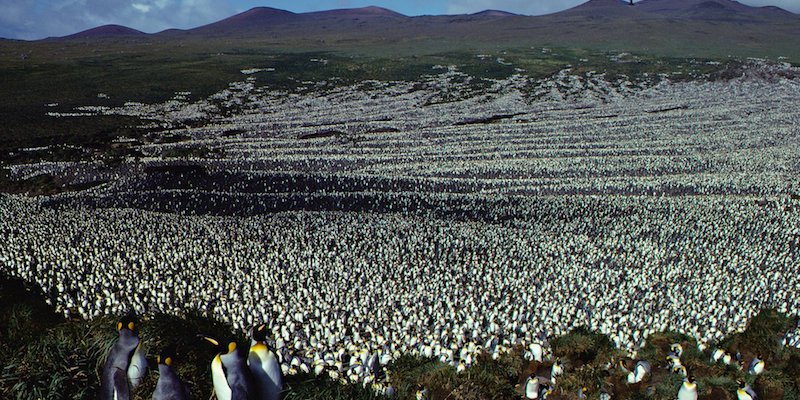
[100, 315, 147, 400]
[204, 336, 256, 400]
[248, 323, 283, 400]
[152, 346, 188, 400]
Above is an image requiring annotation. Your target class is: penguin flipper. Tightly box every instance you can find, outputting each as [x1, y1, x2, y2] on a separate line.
[231, 386, 254, 400]
[112, 368, 131, 400]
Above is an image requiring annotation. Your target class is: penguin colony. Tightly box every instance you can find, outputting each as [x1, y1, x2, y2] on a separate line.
[2, 61, 800, 395]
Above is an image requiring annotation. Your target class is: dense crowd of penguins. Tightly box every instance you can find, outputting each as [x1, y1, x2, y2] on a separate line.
[2, 62, 800, 399]
[1, 190, 799, 399]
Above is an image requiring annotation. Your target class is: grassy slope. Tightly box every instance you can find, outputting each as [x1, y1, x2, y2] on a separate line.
[0, 37, 750, 152]
[0, 35, 768, 196]
[1, 271, 798, 400]
[1, 9, 799, 155]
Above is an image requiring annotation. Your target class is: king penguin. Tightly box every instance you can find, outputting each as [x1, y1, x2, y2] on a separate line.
[248, 323, 283, 400]
[100, 315, 147, 400]
[524, 375, 539, 399]
[677, 376, 698, 400]
[205, 336, 256, 400]
[736, 379, 758, 400]
[670, 343, 684, 358]
[626, 360, 650, 384]
[152, 347, 188, 400]
[748, 355, 765, 375]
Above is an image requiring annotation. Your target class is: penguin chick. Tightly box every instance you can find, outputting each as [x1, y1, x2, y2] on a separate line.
[248, 323, 283, 400]
[152, 348, 188, 400]
[100, 315, 147, 400]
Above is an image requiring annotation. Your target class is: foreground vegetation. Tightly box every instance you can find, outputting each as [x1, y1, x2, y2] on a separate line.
[1, 271, 798, 400]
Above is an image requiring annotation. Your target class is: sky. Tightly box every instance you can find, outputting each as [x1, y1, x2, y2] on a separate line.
[1, 0, 799, 40]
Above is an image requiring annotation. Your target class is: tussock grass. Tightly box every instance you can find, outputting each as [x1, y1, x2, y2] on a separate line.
[552, 326, 619, 367]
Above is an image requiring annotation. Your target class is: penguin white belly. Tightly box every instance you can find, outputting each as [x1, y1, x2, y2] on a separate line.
[248, 345, 282, 400]
[211, 355, 233, 400]
[127, 343, 148, 388]
[677, 382, 697, 400]
[525, 377, 539, 399]
[737, 389, 754, 400]
[531, 344, 543, 362]
[750, 361, 764, 375]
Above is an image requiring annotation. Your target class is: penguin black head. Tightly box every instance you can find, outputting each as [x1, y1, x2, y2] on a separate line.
[252, 323, 269, 343]
[737, 379, 746, 389]
[203, 336, 238, 356]
[157, 345, 178, 366]
[117, 314, 139, 334]
[687, 375, 696, 384]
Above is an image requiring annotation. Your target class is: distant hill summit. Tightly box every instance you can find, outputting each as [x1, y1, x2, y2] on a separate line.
[188, 6, 299, 35]
[303, 6, 405, 18]
[471, 10, 519, 17]
[557, 0, 642, 17]
[552, 0, 797, 22]
[62, 24, 145, 39]
[183, 5, 405, 36]
[48, 1, 799, 57]
[636, 0, 797, 20]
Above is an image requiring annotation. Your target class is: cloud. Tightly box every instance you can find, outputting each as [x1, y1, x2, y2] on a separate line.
[132, 3, 152, 13]
[0, 0, 235, 40]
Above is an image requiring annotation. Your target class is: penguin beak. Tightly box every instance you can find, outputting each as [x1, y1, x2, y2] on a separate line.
[203, 336, 220, 346]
